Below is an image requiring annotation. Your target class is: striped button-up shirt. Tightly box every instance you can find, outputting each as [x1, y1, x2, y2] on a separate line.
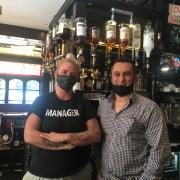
[97, 93, 171, 180]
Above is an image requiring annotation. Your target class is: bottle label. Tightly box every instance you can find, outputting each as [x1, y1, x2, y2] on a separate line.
[76, 22, 86, 36]
[132, 30, 141, 49]
[120, 27, 129, 40]
[134, 30, 141, 39]
[106, 30, 115, 39]
[92, 29, 99, 39]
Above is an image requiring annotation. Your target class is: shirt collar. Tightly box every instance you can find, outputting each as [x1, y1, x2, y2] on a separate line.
[107, 91, 137, 104]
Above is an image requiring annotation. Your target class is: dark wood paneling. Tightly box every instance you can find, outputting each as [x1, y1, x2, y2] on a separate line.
[0, 23, 47, 41]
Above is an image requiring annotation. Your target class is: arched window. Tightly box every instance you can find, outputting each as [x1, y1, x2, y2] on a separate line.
[0, 78, 6, 104]
[25, 80, 40, 104]
[8, 79, 23, 104]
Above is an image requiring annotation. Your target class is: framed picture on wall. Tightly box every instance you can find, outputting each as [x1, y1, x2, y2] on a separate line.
[166, 24, 180, 51]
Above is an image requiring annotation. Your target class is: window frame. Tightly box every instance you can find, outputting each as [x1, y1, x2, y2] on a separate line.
[0, 75, 41, 104]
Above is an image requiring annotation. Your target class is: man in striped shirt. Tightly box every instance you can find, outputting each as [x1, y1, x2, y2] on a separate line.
[98, 58, 171, 180]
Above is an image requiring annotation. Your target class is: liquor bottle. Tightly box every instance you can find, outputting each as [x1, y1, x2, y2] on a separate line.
[84, 69, 94, 90]
[119, 23, 129, 56]
[74, 17, 87, 47]
[105, 18, 117, 53]
[143, 22, 154, 58]
[58, 18, 73, 40]
[90, 26, 100, 46]
[132, 24, 141, 58]
[80, 68, 87, 90]
[143, 22, 154, 72]
[74, 17, 87, 65]
[93, 69, 103, 90]
[58, 18, 73, 56]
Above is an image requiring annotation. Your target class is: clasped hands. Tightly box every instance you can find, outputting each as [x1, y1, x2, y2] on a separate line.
[40, 132, 75, 150]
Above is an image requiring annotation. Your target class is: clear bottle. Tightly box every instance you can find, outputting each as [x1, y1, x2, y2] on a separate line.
[143, 22, 154, 58]
[132, 24, 141, 58]
[58, 18, 73, 41]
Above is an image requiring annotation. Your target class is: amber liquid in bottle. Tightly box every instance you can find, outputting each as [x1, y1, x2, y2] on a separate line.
[105, 18, 116, 53]
[90, 27, 100, 45]
[106, 31, 115, 53]
[119, 24, 129, 55]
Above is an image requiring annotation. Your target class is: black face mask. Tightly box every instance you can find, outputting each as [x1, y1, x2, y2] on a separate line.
[111, 84, 134, 96]
[56, 75, 77, 91]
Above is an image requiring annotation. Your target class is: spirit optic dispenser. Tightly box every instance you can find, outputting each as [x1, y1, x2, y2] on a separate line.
[105, 14, 117, 68]
[90, 26, 100, 66]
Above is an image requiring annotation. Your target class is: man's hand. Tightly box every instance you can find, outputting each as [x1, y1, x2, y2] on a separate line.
[42, 138, 75, 150]
[40, 132, 69, 143]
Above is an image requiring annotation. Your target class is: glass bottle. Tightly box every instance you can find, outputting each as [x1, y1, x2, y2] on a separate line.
[105, 19, 117, 53]
[143, 22, 154, 72]
[74, 17, 87, 47]
[74, 17, 87, 64]
[132, 24, 141, 58]
[84, 69, 94, 90]
[119, 23, 129, 56]
[143, 22, 154, 58]
[58, 18, 73, 56]
[58, 18, 73, 41]
[90, 26, 100, 46]
[93, 69, 103, 90]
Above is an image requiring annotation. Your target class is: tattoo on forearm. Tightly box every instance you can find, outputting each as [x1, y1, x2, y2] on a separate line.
[70, 119, 100, 146]
[42, 139, 66, 147]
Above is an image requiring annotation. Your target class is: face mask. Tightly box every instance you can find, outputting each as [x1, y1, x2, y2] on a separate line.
[111, 84, 133, 96]
[56, 75, 77, 91]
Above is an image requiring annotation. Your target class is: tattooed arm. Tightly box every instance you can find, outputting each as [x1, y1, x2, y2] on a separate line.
[24, 113, 74, 150]
[68, 118, 101, 146]
[40, 118, 101, 147]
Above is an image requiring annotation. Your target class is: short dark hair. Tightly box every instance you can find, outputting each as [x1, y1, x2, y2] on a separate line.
[110, 56, 135, 73]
